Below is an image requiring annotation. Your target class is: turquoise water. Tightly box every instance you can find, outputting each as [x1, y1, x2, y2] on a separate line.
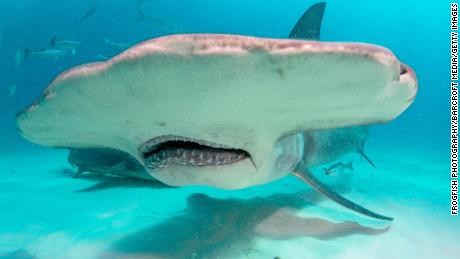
[0, 1, 455, 258]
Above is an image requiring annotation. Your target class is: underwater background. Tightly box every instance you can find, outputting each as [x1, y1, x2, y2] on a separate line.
[0, 0, 454, 258]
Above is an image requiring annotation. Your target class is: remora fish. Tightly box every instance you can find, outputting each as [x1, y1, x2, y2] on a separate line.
[323, 162, 354, 175]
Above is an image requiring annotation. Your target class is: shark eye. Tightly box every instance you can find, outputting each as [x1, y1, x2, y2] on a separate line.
[400, 64, 408, 75]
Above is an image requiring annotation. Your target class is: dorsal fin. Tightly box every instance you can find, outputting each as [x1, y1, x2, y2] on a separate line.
[289, 2, 326, 40]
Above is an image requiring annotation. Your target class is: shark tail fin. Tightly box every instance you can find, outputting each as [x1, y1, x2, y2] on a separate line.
[288, 2, 326, 40]
[14, 48, 29, 66]
[50, 35, 57, 47]
[23, 48, 31, 60]
[358, 149, 377, 169]
[135, 8, 146, 22]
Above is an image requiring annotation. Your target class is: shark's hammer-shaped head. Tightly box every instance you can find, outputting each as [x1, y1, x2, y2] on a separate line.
[17, 34, 417, 190]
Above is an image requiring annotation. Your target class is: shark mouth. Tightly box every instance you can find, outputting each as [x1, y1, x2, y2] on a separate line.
[139, 136, 250, 170]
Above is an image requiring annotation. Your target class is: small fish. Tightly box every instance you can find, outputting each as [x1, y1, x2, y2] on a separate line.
[104, 38, 131, 51]
[80, 7, 97, 22]
[135, 8, 147, 22]
[20, 47, 73, 62]
[135, 8, 183, 33]
[50, 36, 80, 55]
[323, 162, 354, 175]
[14, 49, 24, 66]
[8, 84, 16, 97]
[0, 84, 16, 103]
[96, 54, 111, 60]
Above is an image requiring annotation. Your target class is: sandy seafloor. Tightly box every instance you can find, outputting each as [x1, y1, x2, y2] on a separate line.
[0, 140, 456, 259]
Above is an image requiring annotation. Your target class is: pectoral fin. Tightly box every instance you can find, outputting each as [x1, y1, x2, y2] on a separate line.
[292, 169, 393, 221]
[358, 150, 377, 169]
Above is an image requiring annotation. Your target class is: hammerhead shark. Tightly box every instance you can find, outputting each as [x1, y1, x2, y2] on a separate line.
[37, 3, 390, 220]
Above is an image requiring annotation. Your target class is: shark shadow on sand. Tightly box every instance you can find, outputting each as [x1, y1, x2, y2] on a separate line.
[59, 169, 171, 193]
[107, 192, 389, 259]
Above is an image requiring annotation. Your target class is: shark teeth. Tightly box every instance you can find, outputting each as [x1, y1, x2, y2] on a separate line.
[144, 146, 248, 170]
[140, 135, 250, 170]
[139, 135, 236, 154]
